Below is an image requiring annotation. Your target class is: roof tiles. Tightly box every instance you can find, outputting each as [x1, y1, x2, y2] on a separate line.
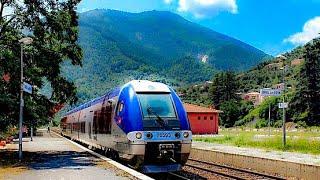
[183, 103, 221, 113]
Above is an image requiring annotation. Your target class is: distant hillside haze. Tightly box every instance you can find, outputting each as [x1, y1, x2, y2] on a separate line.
[62, 9, 270, 103]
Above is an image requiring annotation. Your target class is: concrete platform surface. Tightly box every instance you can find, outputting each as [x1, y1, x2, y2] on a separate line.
[192, 141, 320, 166]
[0, 130, 135, 180]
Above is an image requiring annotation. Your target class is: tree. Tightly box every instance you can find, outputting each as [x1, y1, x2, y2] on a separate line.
[209, 71, 240, 108]
[219, 101, 240, 127]
[292, 38, 320, 125]
[208, 71, 241, 127]
[0, 0, 83, 132]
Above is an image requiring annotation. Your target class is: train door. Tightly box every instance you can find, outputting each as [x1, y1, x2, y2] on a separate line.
[105, 103, 112, 134]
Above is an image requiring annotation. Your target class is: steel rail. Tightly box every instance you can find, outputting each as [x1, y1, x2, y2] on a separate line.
[185, 163, 246, 180]
[168, 172, 191, 180]
[188, 158, 285, 180]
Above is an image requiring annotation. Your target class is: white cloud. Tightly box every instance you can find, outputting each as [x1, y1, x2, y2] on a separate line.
[284, 16, 320, 45]
[164, 0, 174, 4]
[175, 0, 238, 18]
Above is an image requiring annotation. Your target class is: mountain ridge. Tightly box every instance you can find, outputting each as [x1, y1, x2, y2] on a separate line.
[79, 9, 270, 70]
[62, 9, 271, 104]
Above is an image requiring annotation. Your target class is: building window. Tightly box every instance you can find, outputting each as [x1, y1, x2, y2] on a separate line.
[204, 116, 207, 120]
[198, 116, 201, 120]
[210, 116, 213, 120]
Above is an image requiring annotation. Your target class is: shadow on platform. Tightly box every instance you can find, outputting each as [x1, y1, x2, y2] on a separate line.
[0, 150, 98, 170]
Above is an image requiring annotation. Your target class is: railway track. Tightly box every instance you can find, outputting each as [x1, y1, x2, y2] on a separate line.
[183, 158, 285, 180]
[57, 130, 285, 180]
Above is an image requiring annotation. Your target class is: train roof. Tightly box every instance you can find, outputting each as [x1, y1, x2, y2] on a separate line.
[65, 87, 120, 116]
[130, 80, 170, 93]
[65, 80, 171, 116]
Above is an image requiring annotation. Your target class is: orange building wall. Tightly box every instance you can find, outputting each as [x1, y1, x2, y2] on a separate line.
[187, 112, 219, 134]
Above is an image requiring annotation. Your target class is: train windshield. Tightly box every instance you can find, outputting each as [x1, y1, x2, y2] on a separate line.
[137, 94, 177, 119]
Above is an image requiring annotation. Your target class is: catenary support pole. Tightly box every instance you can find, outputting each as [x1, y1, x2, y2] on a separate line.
[30, 125, 33, 142]
[282, 66, 286, 147]
[268, 103, 271, 136]
[18, 45, 24, 160]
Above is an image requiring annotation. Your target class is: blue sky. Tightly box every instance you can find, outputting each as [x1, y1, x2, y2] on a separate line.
[78, 0, 320, 55]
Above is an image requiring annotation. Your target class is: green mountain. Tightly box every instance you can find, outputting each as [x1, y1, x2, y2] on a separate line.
[62, 9, 270, 104]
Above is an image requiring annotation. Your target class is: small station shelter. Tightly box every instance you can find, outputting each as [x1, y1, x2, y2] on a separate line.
[183, 103, 220, 134]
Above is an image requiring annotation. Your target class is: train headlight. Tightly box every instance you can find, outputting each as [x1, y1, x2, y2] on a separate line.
[183, 132, 189, 138]
[136, 132, 142, 139]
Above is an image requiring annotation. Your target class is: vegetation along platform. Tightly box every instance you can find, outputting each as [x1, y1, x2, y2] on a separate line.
[191, 141, 320, 179]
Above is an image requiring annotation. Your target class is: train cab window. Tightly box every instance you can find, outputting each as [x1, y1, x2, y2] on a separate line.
[137, 94, 176, 119]
[204, 116, 207, 120]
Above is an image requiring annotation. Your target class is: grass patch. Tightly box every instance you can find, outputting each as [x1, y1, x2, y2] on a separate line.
[194, 128, 320, 154]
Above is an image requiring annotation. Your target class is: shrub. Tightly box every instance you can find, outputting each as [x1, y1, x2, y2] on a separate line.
[255, 119, 268, 129]
[296, 121, 307, 128]
[274, 120, 283, 128]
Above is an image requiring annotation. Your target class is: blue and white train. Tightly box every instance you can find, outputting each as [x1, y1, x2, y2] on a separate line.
[60, 80, 192, 173]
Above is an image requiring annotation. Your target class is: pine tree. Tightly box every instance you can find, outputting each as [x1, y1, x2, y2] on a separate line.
[292, 38, 320, 125]
[209, 71, 240, 127]
[209, 71, 240, 108]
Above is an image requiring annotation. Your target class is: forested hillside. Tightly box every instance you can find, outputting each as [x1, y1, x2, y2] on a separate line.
[180, 38, 320, 127]
[180, 46, 305, 105]
[62, 9, 270, 105]
[237, 46, 305, 92]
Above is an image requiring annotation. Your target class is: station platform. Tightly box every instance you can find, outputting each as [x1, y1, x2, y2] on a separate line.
[191, 141, 320, 179]
[0, 130, 150, 180]
[192, 141, 320, 166]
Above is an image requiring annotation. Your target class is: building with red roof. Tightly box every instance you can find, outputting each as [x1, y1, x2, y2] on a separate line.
[183, 103, 221, 134]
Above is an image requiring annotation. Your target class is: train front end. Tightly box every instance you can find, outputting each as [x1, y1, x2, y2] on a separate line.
[115, 80, 192, 173]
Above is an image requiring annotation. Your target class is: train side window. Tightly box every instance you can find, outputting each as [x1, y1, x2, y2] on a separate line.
[95, 105, 113, 134]
[93, 111, 98, 134]
[98, 108, 106, 134]
[88, 122, 92, 139]
[105, 104, 112, 134]
[210, 116, 213, 120]
[198, 116, 201, 120]
[116, 102, 124, 116]
[204, 116, 207, 120]
[81, 122, 85, 133]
